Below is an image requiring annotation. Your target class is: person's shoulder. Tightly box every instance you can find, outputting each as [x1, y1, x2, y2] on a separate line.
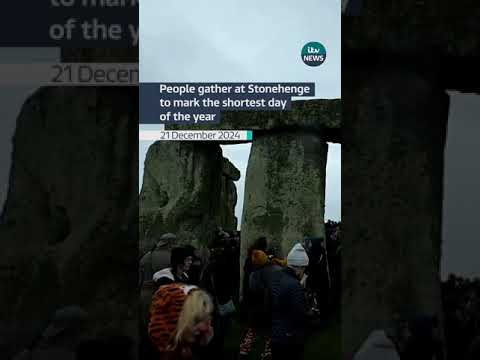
[276, 267, 290, 279]
[266, 263, 283, 273]
[354, 330, 400, 360]
[151, 248, 170, 261]
[282, 271, 302, 290]
[139, 251, 151, 262]
[274, 268, 296, 288]
[270, 266, 285, 278]
[153, 268, 175, 282]
[11, 349, 31, 360]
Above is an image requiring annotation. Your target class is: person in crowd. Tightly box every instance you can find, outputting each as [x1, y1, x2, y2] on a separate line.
[353, 329, 402, 360]
[242, 237, 268, 307]
[139, 235, 177, 359]
[216, 226, 230, 242]
[353, 315, 409, 360]
[230, 231, 241, 246]
[153, 246, 195, 287]
[148, 284, 214, 360]
[184, 245, 204, 286]
[239, 248, 285, 360]
[467, 334, 480, 360]
[76, 335, 135, 360]
[270, 243, 310, 360]
[220, 231, 241, 303]
[354, 314, 444, 360]
[11, 306, 89, 360]
[139, 233, 177, 287]
[199, 244, 237, 358]
[400, 315, 444, 360]
[141, 245, 194, 360]
[304, 236, 330, 316]
[328, 239, 341, 312]
[143, 245, 194, 352]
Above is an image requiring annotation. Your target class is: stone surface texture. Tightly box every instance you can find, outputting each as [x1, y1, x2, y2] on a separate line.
[240, 131, 328, 279]
[0, 87, 138, 356]
[139, 141, 239, 253]
[342, 64, 449, 358]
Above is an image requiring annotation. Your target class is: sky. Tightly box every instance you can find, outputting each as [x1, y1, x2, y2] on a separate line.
[441, 91, 480, 279]
[140, 0, 342, 98]
[139, 0, 343, 222]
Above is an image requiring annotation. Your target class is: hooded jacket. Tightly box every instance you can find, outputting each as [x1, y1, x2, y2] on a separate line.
[153, 268, 190, 287]
[139, 244, 171, 285]
[248, 253, 283, 330]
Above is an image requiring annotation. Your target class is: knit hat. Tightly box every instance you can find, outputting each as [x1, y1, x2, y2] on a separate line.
[155, 233, 177, 248]
[148, 284, 197, 352]
[287, 243, 309, 267]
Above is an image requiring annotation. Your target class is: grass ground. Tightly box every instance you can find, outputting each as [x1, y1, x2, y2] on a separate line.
[223, 311, 341, 360]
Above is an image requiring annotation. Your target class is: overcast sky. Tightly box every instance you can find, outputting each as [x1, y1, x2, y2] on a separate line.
[441, 91, 480, 279]
[139, 0, 343, 223]
[140, 0, 342, 97]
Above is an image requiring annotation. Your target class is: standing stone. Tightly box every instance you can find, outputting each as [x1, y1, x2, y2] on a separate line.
[220, 157, 240, 232]
[139, 141, 239, 254]
[240, 131, 328, 290]
[0, 87, 138, 357]
[167, 99, 341, 137]
[342, 65, 449, 358]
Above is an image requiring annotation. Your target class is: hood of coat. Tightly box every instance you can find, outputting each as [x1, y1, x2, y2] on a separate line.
[153, 268, 175, 282]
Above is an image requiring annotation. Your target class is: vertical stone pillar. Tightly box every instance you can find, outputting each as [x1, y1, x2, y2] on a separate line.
[140, 142, 241, 252]
[342, 66, 449, 358]
[140, 141, 223, 251]
[0, 87, 139, 357]
[219, 157, 240, 232]
[240, 131, 328, 293]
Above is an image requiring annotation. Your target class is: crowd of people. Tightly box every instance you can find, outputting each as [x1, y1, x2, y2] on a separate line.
[138, 229, 330, 360]
[442, 274, 480, 360]
[9, 225, 339, 360]
[9, 219, 480, 360]
[137, 222, 480, 360]
[352, 274, 480, 360]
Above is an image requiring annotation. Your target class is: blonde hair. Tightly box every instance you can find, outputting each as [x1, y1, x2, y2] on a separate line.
[169, 289, 213, 351]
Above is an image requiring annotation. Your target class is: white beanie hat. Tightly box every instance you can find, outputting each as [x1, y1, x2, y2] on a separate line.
[287, 243, 309, 267]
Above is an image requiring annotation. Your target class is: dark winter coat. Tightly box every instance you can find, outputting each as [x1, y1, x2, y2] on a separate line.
[201, 256, 234, 305]
[139, 245, 171, 286]
[270, 267, 309, 345]
[243, 256, 254, 306]
[248, 263, 282, 329]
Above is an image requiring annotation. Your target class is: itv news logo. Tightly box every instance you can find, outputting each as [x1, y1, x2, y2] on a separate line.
[301, 42, 326, 67]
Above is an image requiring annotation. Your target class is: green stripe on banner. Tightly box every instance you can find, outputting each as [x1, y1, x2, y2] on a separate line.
[247, 131, 253, 141]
